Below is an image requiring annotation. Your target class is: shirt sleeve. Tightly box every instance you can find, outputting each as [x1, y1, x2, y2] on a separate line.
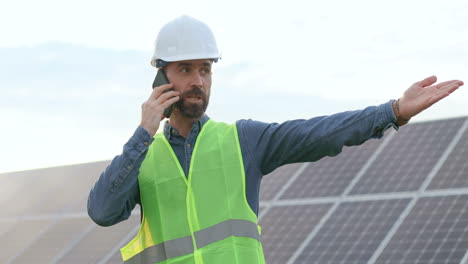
[87, 126, 153, 226]
[237, 101, 398, 175]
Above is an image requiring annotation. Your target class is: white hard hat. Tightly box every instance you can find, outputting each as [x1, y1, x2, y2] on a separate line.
[151, 15, 221, 68]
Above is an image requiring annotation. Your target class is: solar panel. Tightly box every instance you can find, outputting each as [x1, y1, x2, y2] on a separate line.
[56, 215, 140, 263]
[61, 175, 106, 215]
[375, 195, 468, 264]
[0, 219, 53, 263]
[259, 204, 332, 264]
[349, 118, 465, 195]
[260, 163, 304, 201]
[0, 171, 30, 205]
[0, 161, 109, 217]
[106, 250, 131, 264]
[0, 220, 18, 239]
[1, 116, 468, 263]
[0, 170, 44, 216]
[55, 161, 110, 214]
[280, 138, 382, 199]
[293, 199, 410, 264]
[427, 128, 468, 190]
[12, 218, 94, 263]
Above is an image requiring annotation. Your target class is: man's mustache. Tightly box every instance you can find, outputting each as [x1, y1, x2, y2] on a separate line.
[180, 87, 206, 99]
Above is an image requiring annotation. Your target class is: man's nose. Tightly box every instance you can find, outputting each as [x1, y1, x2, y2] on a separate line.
[190, 72, 203, 87]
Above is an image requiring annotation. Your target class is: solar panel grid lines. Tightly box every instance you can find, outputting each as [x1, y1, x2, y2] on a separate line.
[3, 219, 58, 264]
[350, 117, 467, 195]
[56, 215, 141, 263]
[421, 188, 468, 198]
[259, 188, 468, 210]
[258, 163, 309, 221]
[417, 119, 468, 193]
[2, 116, 468, 263]
[367, 118, 468, 264]
[50, 222, 96, 264]
[374, 195, 468, 264]
[279, 137, 384, 200]
[258, 203, 332, 264]
[299, 199, 410, 264]
[461, 250, 468, 264]
[12, 218, 95, 264]
[285, 129, 397, 264]
[428, 124, 468, 190]
[261, 197, 340, 207]
[98, 224, 140, 264]
[260, 163, 305, 202]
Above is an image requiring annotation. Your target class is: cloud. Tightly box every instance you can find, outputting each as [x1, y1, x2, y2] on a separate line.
[0, 42, 153, 128]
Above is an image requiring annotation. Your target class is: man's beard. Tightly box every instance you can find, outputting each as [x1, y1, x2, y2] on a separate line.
[175, 87, 209, 119]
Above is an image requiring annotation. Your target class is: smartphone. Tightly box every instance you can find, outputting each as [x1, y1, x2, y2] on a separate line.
[152, 69, 175, 118]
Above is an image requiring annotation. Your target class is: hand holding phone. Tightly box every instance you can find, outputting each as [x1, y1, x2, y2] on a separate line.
[140, 71, 179, 136]
[152, 69, 176, 118]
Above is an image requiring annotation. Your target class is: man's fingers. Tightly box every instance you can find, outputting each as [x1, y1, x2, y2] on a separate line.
[417, 75, 437, 87]
[428, 82, 462, 105]
[434, 80, 464, 89]
[434, 80, 459, 89]
[157, 90, 180, 104]
[150, 83, 174, 100]
[160, 95, 180, 109]
[438, 82, 461, 94]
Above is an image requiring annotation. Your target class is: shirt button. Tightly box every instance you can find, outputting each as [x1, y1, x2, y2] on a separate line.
[127, 165, 132, 170]
[143, 142, 148, 146]
[187, 144, 191, 148]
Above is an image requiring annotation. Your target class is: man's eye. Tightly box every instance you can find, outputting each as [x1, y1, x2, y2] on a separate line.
[181, 67, 190, 73]
[201, 68, 211, 74]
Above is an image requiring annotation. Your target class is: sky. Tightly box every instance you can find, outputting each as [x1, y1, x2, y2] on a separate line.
[0, 0, 467, 173]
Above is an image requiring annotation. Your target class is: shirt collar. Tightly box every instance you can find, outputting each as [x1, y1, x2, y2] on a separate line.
[164, 114, 210, 140]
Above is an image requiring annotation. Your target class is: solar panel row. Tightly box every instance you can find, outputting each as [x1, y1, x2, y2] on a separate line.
[0, 117, 466, 263]
[259, 117, 468, 264]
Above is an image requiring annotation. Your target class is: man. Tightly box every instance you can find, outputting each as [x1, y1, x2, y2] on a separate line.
[87, 15, 463, 264]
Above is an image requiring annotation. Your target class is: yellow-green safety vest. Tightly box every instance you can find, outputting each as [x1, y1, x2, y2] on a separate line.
[120, 120, 265, 264]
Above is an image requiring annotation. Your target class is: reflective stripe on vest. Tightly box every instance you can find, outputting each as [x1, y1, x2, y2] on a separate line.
[124, 236, 193, 264]
[124, 219, 260, 264]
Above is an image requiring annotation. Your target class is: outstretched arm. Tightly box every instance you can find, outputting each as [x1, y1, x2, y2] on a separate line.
[394, 76, 464, 126]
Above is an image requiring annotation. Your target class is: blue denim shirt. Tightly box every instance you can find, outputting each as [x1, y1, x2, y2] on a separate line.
[88, 101, 397, 226]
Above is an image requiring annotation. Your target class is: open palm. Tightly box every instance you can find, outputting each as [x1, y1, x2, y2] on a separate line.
[398, 76, 464, 120]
